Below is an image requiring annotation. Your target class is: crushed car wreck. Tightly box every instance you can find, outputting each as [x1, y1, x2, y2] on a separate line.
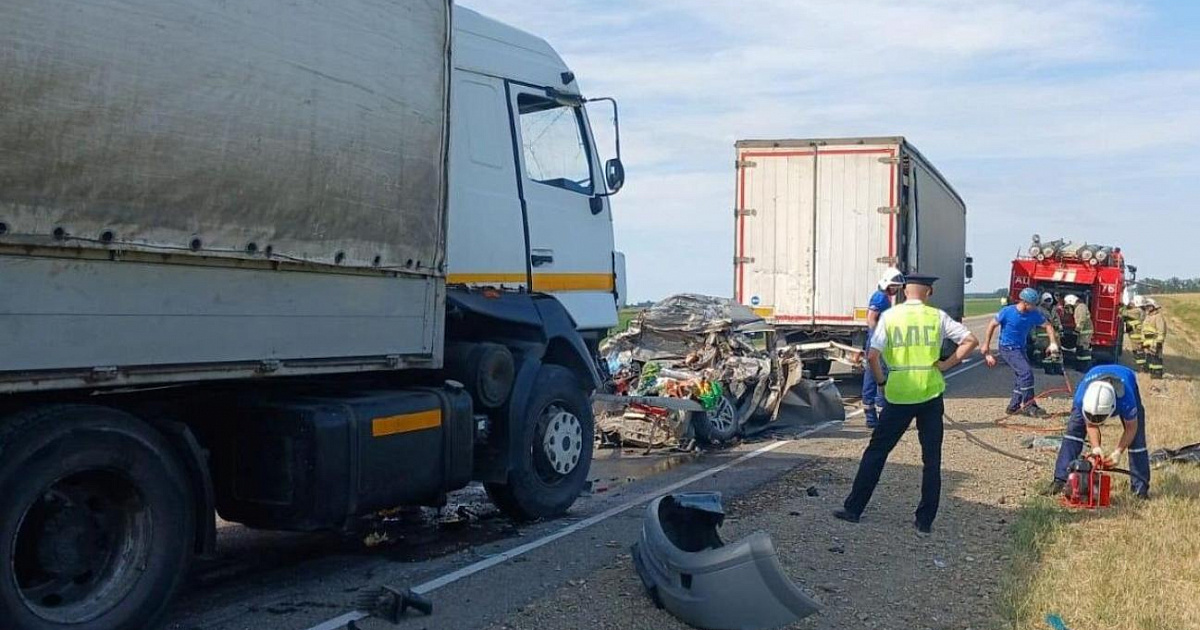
[631, 492, 821, 630]
[595, 294, 845, 448]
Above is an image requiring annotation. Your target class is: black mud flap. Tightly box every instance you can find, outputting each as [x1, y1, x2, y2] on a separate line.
[773, 376, 846, 427]
[631, 493, 820, 630]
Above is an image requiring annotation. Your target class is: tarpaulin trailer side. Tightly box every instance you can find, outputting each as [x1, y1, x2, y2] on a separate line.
[734, 137, 967, 348]
[0, 0, 451, 391]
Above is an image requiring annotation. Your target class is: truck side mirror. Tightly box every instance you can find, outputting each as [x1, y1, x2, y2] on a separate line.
[586, 96, 623, 196]
[605, 158, 625, 193]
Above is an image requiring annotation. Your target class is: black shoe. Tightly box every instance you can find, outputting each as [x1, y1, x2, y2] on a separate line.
[1041, 479, 1066, 496]
[1023, 406, 1049, 419]
[832, 509, 860, 524]
[914, 520, 932, 535]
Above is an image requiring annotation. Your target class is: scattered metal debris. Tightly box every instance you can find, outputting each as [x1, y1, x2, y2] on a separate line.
[353, 585, 433, 625]
[1149, 442, 1200, 467]
[599, 294, 843, 448]
[631, 492, 820, 629]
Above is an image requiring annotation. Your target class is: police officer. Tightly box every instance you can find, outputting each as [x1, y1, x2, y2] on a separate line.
[1049, 364, 1150, 498]
[1064, 294, 1093, 368]
[863, 267, 904, 428]
[834, 274, 979, 534]
[983, 288, 1060, 417]
[1142, 299, 1167, 378]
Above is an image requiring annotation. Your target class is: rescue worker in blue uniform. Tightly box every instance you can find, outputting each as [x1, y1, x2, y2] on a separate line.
[983, 288, 1060, 417]
[862, 267, 904, 428]
[834, 274, 978, 534]
[1048, 364, 1150, 498]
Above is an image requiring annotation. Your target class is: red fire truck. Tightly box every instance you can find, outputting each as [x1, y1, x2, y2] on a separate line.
[1008, 236, 1134, 365]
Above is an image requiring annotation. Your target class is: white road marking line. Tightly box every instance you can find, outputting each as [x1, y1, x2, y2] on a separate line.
[304, 420, 839, 630]
[307, 611, 367, 630]
[307, 358, 991, 630]
[945, 358, 983, 380]
[847, 359, 980, 427]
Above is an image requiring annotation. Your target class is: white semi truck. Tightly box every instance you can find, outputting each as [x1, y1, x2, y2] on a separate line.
[733, 137, 971, 374]
[0, 3, 624, 628]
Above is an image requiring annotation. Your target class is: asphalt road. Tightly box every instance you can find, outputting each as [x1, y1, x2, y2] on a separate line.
[164, 315, 1007, 630]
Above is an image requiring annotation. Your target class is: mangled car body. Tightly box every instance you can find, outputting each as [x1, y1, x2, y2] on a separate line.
[598, 295, 843, 447]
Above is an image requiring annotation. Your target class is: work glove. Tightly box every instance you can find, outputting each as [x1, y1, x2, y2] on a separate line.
[1047, 342, 1060, 354]
[1109, 448, 1124, 464]
[1090, 447, 1104, 457]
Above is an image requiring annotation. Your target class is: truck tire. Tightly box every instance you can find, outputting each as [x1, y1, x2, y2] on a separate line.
[486, 365, 594, 521]
[0, 405, 194, 630]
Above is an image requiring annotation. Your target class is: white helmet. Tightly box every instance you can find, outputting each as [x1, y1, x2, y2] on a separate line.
[1146, 298, 1160, 310]
[878, 267, 904, 291]
[1063, 294, 1080, 306]
[1040, 292, 1054, 305]
[1081, 380, 1116, 423]
[1133, 295, 1148, 308]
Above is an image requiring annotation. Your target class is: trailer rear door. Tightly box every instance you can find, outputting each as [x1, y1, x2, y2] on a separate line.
[735, 141, 899, 326]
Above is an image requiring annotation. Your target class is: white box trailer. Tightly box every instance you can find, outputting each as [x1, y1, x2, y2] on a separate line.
[734, 137, 969, 371]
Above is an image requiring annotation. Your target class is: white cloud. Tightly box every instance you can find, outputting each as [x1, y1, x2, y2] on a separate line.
[463, 0, 1198, 298]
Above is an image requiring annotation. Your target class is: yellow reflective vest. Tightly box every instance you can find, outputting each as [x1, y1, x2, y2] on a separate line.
[881, 303, 945, 405]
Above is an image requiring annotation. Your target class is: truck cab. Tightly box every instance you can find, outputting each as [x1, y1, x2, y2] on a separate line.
[449, 7, 624, 339]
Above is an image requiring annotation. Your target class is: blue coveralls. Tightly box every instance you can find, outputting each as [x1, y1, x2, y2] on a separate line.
[1053, 365, 1150, 496]
[861, 289, 892, 427]
[994, 305, 1046, 413]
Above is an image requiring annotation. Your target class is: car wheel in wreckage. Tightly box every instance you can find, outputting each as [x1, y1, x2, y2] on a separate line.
[691, 392, 741, 444]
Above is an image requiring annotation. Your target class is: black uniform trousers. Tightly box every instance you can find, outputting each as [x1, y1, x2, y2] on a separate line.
[843, 394, 945, 527]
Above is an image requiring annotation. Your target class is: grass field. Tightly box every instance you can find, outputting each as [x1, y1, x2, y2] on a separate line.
[965, 297, 1004, 317]
[609, 307, 642, 337]
[1001, 294, 1200, 630]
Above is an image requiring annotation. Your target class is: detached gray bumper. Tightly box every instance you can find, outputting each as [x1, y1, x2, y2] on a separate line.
[631, 493, 820, 629]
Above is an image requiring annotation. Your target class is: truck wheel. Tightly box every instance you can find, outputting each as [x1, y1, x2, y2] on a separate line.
[0, 406, 194, 630]
[690, 393, 740, 444]
[486, 365, 594, 521]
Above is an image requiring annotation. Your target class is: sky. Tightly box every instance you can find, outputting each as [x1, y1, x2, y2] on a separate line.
[464, 0, 1200, 301]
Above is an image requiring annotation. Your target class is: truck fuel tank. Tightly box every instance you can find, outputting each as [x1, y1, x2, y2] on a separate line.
[202, 384, 473, 531]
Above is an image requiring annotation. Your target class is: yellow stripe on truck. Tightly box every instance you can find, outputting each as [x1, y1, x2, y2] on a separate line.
[371, 409, 442, 437]
[447, 273, 527, 285]
[447, 272, 614, 292]
[531, 273, 614, 292]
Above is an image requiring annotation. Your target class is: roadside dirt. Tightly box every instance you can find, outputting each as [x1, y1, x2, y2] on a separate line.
[493, 368, 1070, 630]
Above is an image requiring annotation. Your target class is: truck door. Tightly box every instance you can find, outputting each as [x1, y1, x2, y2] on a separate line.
[508, 85, 617, 332]
[447, 73, 529, 291]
